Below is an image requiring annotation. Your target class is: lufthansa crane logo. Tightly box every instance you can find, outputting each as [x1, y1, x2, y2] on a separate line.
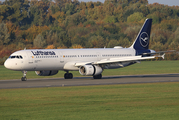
[140, 32, 149, 47]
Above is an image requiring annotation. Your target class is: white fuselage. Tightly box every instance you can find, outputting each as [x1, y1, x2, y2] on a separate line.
[4, 47, 136, 71]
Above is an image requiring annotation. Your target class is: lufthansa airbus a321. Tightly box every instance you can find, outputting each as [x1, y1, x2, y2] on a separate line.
[4, 19, 167, 81]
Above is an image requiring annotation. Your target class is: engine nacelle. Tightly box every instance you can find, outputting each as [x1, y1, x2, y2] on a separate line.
[35, 70, 58, 76]
[79, 65, 103, 76]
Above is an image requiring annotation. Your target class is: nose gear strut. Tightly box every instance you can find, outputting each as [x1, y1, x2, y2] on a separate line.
[21, 71, 27, 81]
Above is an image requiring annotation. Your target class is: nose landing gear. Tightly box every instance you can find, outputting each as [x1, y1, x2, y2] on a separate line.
[21, 71, 27, 81]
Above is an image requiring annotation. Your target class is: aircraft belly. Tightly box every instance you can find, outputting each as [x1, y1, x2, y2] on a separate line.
[63, 61, 80, 71]
[32, 59, 61, 70]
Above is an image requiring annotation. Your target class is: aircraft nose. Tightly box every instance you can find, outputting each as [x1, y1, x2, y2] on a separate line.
[4, 59, 11, 69]
[4, 59, 24, 70]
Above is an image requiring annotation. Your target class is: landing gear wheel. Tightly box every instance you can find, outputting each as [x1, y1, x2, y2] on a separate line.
[64, 73, 68, 79]
[21, 77, 27, 81]
[64, 73, 73, 79]
[21, 71, 27, 81]
[68, 73, 73, 79]
[93, 74, 102, 79]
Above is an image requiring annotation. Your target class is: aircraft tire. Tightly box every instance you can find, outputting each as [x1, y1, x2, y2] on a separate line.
[21, 77, 27, 81]
[64, 73, 73, 79]
[93, 74, 102, 79]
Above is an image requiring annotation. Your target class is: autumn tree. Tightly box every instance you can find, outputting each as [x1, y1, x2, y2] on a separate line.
[0, 0, 179, 61]
[127, 12, 144, 22]
[33, 34, 46, 48]
[0, 22, 10, 45]
[86, 35, 105, 48]
[3, 0, 30, 26]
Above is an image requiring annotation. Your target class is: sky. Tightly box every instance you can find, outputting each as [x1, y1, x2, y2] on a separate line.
[79, 0, 179, 6]
[0, 0, 179, 6]
[146, 0, 179, 6]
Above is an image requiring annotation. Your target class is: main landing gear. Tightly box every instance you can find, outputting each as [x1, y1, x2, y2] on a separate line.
[93, 74, 102, 79]
[64, 71, 102, 79]
[21, 71, 27, 81]
[64, 71, 73, 79]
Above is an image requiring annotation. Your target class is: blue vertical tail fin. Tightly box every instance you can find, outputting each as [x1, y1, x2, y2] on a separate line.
[130, 18, 152, 50]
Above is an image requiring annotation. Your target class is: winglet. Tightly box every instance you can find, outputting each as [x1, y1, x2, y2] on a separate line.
[162, 53, 165, 59]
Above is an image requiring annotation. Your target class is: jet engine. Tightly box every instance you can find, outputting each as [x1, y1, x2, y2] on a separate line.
[79, 65, 103, 76]
[35, 70, 58, 76]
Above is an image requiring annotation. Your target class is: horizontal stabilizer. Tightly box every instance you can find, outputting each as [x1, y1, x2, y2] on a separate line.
[142, 50, 175, 56]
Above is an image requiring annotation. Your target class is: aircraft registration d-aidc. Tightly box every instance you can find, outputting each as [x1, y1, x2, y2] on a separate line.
[4, 19, 169, 81]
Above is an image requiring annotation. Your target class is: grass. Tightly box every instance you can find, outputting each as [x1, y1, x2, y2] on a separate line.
[0, 83, 179, 120]
[1, 60, 179, 80]
[1, 61, 179, 119]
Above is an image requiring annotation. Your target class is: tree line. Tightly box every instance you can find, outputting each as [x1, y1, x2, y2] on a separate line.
[0, 0, 179, 64]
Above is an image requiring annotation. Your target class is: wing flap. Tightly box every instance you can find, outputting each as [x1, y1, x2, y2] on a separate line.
[75, 62, 93, 67]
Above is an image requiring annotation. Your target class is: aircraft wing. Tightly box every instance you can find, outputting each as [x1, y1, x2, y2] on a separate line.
[75, 55, 156, 67]
[94, 56, 155, 64]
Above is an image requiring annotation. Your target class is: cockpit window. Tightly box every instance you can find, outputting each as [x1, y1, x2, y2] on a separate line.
[11, 56, 16, 59]
[9, 55, 23, 59]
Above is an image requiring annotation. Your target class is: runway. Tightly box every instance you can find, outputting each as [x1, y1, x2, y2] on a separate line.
[1, 74, 179, 89]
